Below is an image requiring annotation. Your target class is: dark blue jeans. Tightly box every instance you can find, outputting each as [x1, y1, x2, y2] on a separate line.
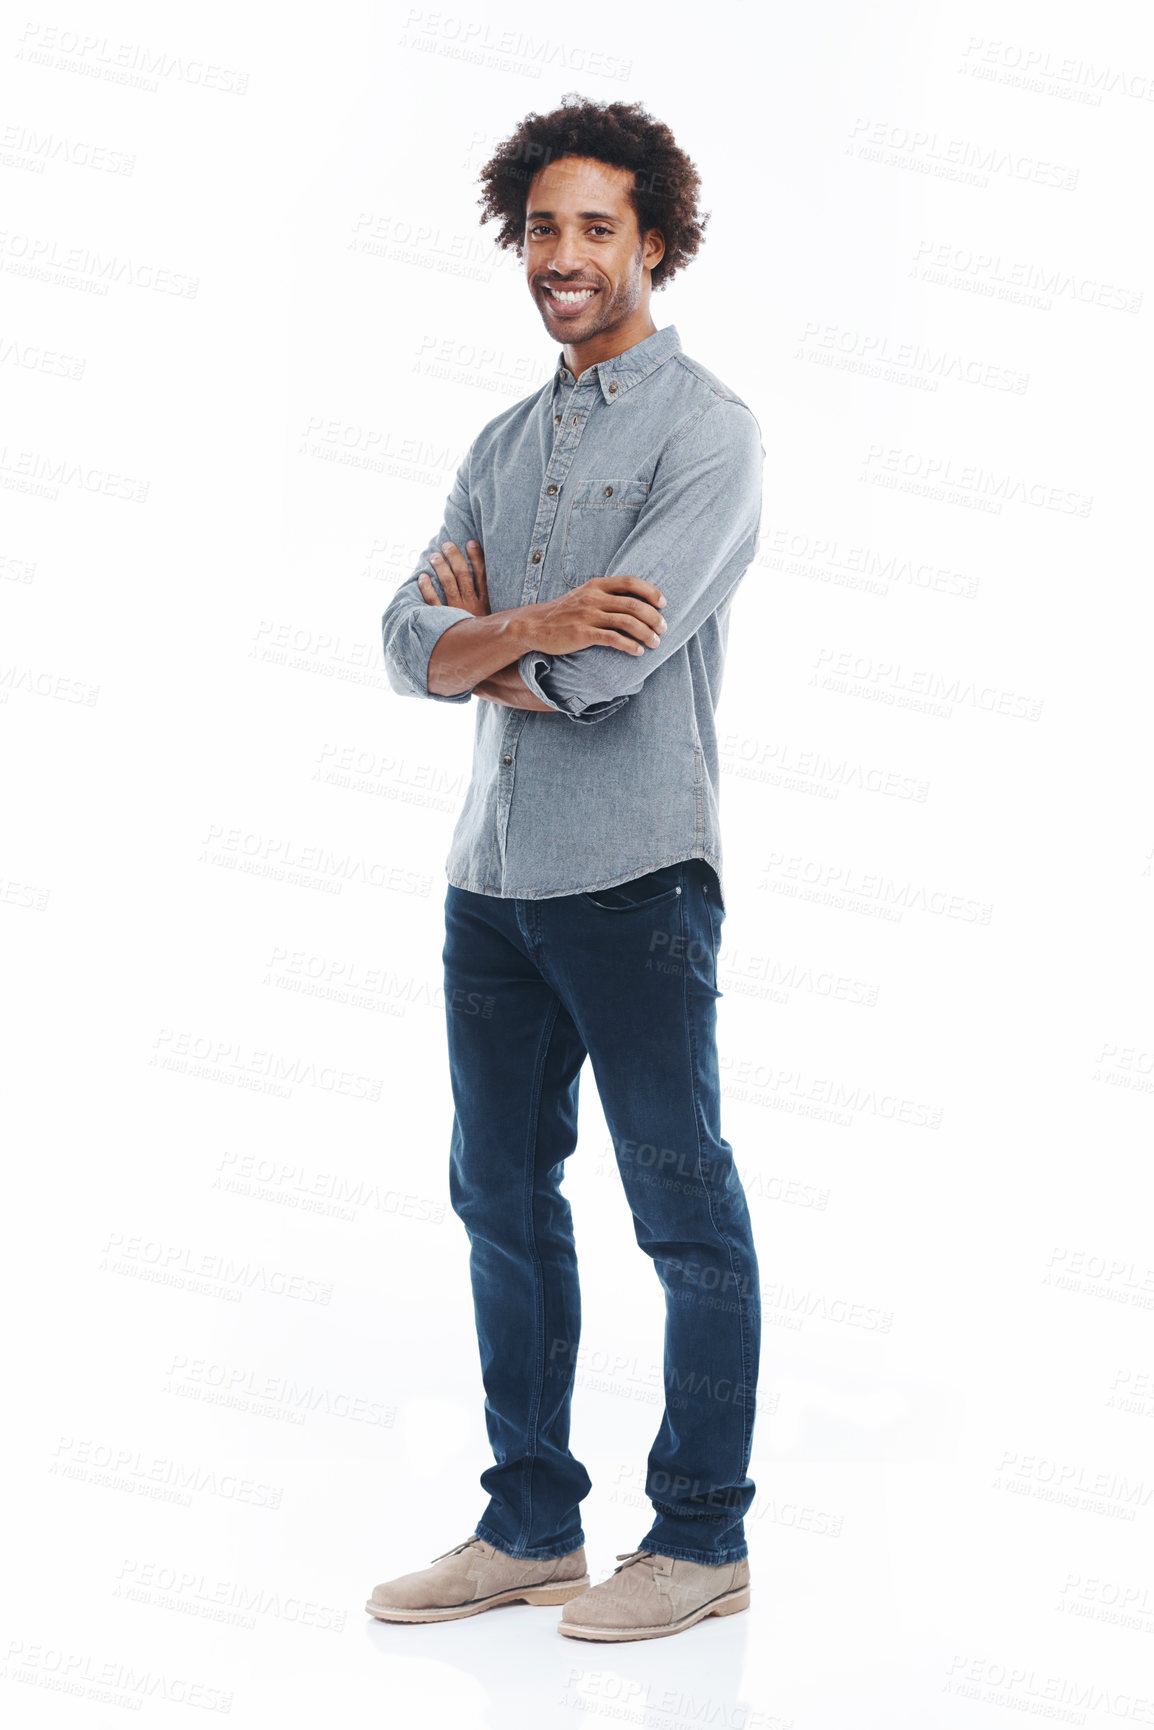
[442, 856, 761, 1566]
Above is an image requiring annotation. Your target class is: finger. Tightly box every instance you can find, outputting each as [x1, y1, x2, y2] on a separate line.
[417, 572, 442, 605]
[595, 573, 666, 606]
[436, 541, 475, 602]
[430, 549, 465, 602]
[599, 595, 667, 634]
[427, 550, 462, 604]
[592, 628, 647, 655]
[596, 607, 662, 649]
[466, 540, 488, 595]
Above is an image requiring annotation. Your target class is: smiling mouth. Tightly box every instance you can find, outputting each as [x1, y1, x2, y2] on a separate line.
[540, 284, 599, 311]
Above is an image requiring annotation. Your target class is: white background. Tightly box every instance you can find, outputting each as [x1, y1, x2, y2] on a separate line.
[3, 1, 1152, 1726]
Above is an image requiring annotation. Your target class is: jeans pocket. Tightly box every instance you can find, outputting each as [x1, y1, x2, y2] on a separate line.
[581, 861, 684, 911]
[697, 860, 723, 959]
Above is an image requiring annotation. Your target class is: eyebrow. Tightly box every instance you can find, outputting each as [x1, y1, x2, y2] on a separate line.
[526, 210, 620, 221]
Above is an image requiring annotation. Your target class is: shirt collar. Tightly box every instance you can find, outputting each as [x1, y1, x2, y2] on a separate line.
[552, 324, 682, 405]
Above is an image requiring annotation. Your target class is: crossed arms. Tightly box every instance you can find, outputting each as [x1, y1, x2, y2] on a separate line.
[383, 397, 763, 723]
[419, 538, 667, 712]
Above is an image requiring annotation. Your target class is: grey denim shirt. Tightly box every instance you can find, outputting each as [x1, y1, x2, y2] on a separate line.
[380, 323, 764, 914]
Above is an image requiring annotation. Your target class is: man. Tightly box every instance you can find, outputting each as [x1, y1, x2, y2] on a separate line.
[367, 95, 765, 1643]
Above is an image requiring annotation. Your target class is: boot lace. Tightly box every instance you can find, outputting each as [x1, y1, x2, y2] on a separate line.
[611, 1548, 661, 1575]
[428, 1535, 487, 1565]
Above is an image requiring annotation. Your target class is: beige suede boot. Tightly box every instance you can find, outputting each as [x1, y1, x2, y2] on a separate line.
[366, 1534, 591, 1623]
[558, 1547, 750, 1641]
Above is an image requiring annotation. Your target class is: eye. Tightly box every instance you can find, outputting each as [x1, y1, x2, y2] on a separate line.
[527, 223, 614, 238]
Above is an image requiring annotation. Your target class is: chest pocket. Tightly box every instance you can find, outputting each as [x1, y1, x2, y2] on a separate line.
[561, 478, 650, 590]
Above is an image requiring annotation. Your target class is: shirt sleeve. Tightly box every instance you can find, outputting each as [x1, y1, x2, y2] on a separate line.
[519, 398, 764, 723]
[516, 647, 629, 724]
[380, 440, 482, 704]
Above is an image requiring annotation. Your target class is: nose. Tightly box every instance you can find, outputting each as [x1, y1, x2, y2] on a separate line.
[544, 230, 587, 277]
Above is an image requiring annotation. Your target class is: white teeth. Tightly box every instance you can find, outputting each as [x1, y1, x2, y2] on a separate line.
[549, 288, 595, 303]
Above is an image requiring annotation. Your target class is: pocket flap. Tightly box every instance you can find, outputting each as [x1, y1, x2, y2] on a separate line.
[569, 478, 650, 509]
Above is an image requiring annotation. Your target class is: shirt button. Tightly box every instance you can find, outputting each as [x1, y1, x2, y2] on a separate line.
[502, 754, 512, 765]
[547, 484, 557, 496]
[602, 485, 614, 497]
[554, 414, 561, 424]
[609, 381, 618, 393]
[531, 550, 542, 563]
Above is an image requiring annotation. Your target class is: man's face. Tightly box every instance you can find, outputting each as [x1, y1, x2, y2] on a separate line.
[524, 155, 664, 343]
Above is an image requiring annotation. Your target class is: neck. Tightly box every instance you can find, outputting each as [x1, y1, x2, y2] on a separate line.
[563, 310, 658, 379]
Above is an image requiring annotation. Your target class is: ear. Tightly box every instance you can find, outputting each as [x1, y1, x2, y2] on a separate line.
[643, 228, 666, 272]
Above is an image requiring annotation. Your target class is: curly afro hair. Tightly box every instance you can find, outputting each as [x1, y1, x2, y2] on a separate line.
[477, 93, 709, 291]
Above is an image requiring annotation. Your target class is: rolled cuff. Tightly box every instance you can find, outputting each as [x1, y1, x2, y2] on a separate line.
[517, 651, 629, 724]
[388, 603, 477, 703]
[517, 651, 563, 711]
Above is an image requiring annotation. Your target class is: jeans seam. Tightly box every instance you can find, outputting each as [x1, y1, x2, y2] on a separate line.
[680, 881, 757, 1503]
[518, 992, 563, 1553]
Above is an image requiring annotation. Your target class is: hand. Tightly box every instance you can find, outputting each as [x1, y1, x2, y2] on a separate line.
[473, 662, 557, 711]
[524, 574, 667, 657]
[418, 540, 489, 617]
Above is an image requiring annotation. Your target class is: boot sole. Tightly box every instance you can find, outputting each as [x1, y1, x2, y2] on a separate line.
[365, 1575, 592, 1622]
[558, 1582, 750, 1641]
